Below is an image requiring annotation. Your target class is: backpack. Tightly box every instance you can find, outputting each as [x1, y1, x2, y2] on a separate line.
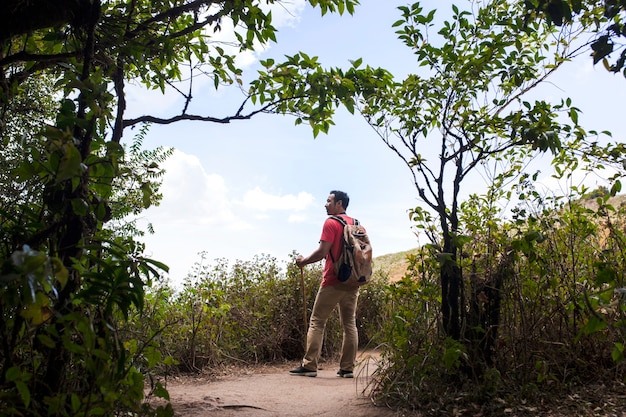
[329, 215, 373, 286]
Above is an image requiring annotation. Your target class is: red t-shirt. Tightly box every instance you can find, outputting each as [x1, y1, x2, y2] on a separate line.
[320, 214, 356, 287]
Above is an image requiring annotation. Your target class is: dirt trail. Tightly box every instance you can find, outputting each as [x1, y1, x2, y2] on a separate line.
[160, 351, 412, 417]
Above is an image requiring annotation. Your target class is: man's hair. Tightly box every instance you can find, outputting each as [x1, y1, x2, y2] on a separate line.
[330, 190, 350, 209]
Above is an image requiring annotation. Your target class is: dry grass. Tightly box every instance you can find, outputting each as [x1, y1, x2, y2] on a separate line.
[372, 248, 419, 282]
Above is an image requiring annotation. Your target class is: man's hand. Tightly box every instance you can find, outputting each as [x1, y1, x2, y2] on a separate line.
[296, 255, 306, 268]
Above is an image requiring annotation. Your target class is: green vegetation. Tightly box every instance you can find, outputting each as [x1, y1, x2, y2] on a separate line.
[370, 192, 626, 415]
[2, 0, 626, 416]
[128, 254, 390, 378]
[128, 189, 626, 415]
[0, 1, 362, 415]
[353, 1, 626, 413]
[524, 0, 626, 76]
[355, 0, 625, 348]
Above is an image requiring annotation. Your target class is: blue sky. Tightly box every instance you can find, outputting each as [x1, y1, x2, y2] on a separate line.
[125, 0, 626, 287]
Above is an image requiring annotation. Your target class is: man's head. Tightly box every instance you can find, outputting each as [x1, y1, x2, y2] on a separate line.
[325, 190, 349, 215]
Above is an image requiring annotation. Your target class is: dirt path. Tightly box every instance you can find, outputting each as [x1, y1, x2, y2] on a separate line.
[159, 351, 412, 417]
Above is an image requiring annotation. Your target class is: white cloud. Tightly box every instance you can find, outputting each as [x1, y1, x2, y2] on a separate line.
[242, 187, 314, 211]
[136, 149, 321, 284]
[266, 0, 306, 27]
[125, 83, 183, 118]
[288, 213, 309, 223]
[146, 150, 251, 230]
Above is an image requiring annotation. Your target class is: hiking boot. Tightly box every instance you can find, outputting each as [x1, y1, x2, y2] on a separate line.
[289, 365, 317, 377]
[336, 369, 354, 378]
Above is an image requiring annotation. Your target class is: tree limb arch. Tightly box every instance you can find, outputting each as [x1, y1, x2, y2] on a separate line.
[122, 110, 264, 127]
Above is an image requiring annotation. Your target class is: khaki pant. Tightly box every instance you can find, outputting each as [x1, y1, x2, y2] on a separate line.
[302, 284, 359, 372]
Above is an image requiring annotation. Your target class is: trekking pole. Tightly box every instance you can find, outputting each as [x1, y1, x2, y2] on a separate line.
[300, 266, 307, 347]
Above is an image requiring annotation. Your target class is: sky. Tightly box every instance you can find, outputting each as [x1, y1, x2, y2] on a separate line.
[124, 0, 626, 288]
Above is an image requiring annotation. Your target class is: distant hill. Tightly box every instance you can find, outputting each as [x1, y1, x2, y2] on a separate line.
[579, 192, 626, 210]
[373, 248, 419, 282]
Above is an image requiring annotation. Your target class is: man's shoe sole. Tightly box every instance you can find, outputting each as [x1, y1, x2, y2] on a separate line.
[290, 371, 317, 377]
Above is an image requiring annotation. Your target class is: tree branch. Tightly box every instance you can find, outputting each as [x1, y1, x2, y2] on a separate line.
[127, 0, 226, 40]
[122, 99, 280, 128]
[0, 51, 81, 68]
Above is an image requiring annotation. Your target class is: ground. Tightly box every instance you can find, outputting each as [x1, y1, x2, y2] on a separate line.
[149, 351, 412, 417]
[149, 351, 626, 417]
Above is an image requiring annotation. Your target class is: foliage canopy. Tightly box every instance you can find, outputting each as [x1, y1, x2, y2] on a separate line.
[524, 0, 626, 75]
[0, 0, 366, 415]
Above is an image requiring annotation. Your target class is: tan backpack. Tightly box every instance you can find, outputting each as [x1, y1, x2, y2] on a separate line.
[329, 215, 373, 286]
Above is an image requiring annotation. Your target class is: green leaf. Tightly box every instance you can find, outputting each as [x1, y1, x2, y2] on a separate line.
[5, 367, 21, 382]
[71, 198, 89, 216]
[141, 182, 153, 208]
[51, 257, 68, 288]
[344, 99, 355, 114]
[610, 180, 621, 196]
[581, 315, 607, 335]
[349, 57, 363, 68]
[16, 381, 31, 407]
[20, 294, 53, 325]
[56, 143, 83, 184]
[153, 382, 171, 400]
[612, 343, 625, 363]
[569, 107, 578, 124]
[71, 393, 81, 413]
[37, 334, 56, 348]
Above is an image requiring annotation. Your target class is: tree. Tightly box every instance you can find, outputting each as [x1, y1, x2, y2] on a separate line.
[0, 75, 57, 243]
[0, 0, 363, 415]
[346, 0, 624, 373]
[523, 0, 626, 75]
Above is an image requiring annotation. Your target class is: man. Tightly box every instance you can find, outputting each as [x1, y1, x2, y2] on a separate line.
[289, 190, 360, 378]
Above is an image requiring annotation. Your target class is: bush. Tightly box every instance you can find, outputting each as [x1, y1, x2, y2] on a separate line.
[369, 194, 626, 415]
[127, 252, 390, 375]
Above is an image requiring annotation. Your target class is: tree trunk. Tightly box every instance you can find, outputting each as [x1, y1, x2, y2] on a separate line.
[37, 0, 101, 397]
[441, 235, 462, 340]
[466, 248, 512, 375]
[41, 179, 92, 396]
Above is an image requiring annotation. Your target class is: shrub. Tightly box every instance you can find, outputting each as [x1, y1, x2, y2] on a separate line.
[369, 194, 626, 414]
[128, 252, 390, 375]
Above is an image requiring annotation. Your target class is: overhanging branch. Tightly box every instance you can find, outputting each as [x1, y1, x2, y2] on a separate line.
[123, 113, 252, 126]
[122, 100, 288, 128]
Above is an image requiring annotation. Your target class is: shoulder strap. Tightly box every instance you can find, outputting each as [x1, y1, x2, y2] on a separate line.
[328, 215, 345, 263]
[329, 215, 347, 226]
[329, 215, 359, 226]
[328, 215, 360, 263]
[328, 215, 347, 264]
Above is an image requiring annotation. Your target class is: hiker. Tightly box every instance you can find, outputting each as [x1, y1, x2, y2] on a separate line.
[290, 190, 360, 378]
